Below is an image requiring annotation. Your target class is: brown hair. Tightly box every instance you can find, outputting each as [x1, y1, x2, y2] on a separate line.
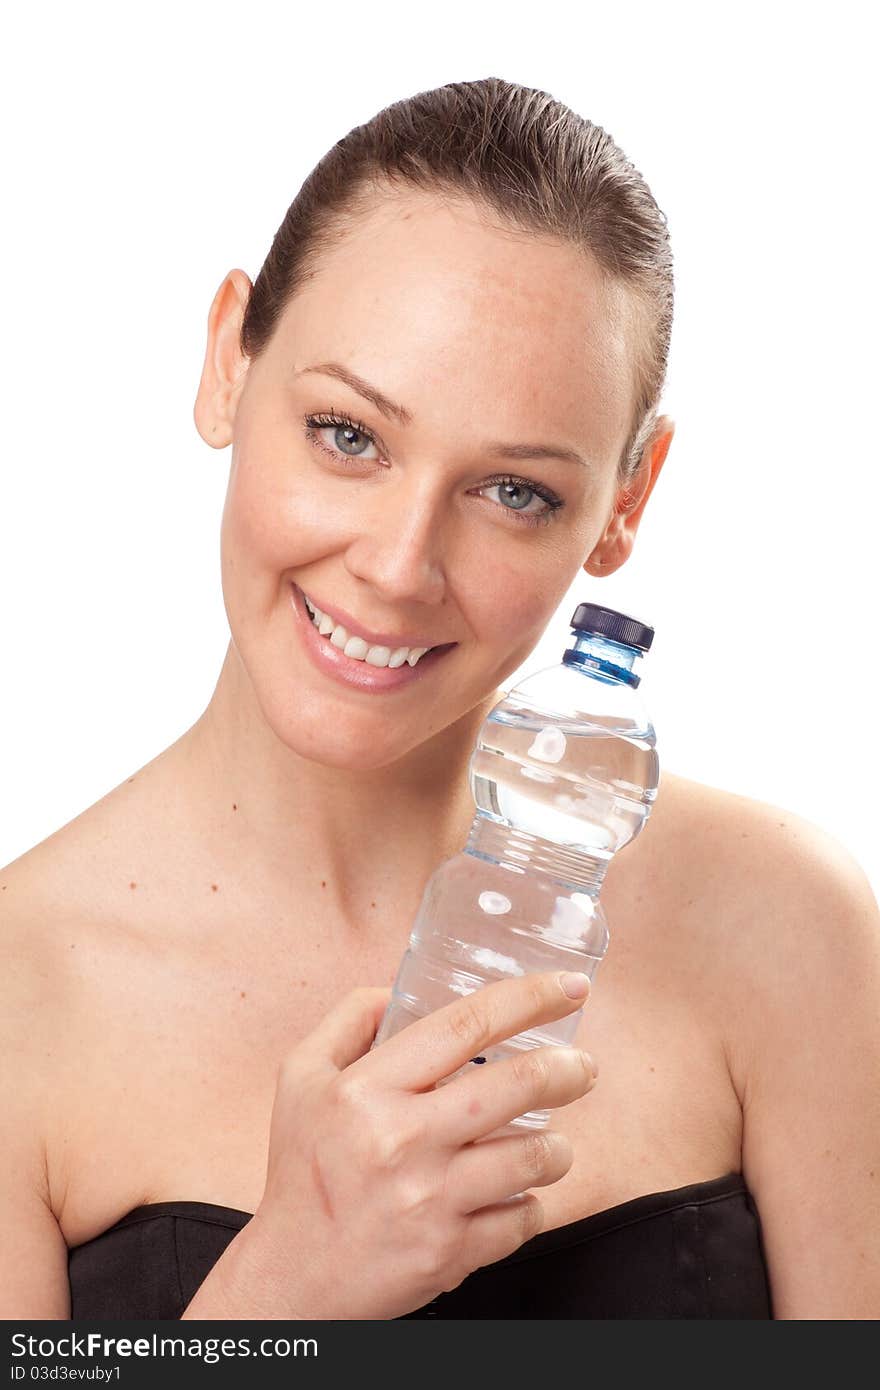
[240, 76, 673, 486]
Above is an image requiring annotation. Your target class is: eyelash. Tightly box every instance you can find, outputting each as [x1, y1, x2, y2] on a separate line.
[302, 409, 565, 528]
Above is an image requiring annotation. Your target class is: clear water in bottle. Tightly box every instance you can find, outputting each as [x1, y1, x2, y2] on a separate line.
[372, 603, 659, 1130]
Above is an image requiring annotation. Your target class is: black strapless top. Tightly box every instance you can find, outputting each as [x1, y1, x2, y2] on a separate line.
[67, 1172, 772, 1319]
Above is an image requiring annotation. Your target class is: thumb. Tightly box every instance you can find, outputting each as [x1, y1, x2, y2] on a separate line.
[300, 986, 393, 1072]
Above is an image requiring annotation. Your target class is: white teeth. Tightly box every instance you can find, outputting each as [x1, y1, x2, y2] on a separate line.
[343, 635, 369, 660]
[365, 646, 392, 667]
[302, 591, 434, 668]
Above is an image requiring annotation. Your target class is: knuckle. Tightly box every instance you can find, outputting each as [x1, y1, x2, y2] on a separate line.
[419, 1253, 450, 1295]
[558, 1047, 597, 1096]
[371, 1117, 425, 1170]
[430, 1229, 471, 1294]
[551, 1130, 574, 1173]
[525, 977, 548, 1015]
[413, 1246, 444, 1289]
[412, 1224, 463, 1294]
[447, 995, 493, 1053]
[516, 1193, 543, 1243]
[521, 1130, 553, 1182]
[332, 1069, 370, 1112]
[331, 1071, 427, 1170]
[578, 1049, 598, 1089]
[512, 1047, 550, 1095]
[437, 1255, 471, 1295]
[394, 1169, 440, 1220]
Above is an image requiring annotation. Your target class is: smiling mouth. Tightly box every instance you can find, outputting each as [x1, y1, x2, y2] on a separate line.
[300, 589, 453, 669]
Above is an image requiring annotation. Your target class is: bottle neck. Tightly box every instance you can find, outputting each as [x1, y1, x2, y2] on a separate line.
[562, 632, 642, 688]
[466, 815, 608, 894]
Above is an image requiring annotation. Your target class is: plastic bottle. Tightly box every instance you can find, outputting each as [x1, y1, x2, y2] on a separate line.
[372, 602, 659, 1130]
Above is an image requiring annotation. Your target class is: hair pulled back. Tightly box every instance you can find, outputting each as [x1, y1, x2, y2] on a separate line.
[240, 77, 673, 485]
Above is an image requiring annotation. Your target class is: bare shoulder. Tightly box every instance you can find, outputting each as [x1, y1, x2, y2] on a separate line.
[649, 767, 877, 932]
[0, 806, 143, 1304]
[0, 890, 74, 1310]
[627, 769, 876, 1008]
[650, 769, 879, 1061]
[649, 782, 880, 1317]
[648, 767, 876, 912]
[0, 817, 84, 1051]
[0, 811, 118, 1091]
[0, 762, 168, 1208]
[0, 857, 66, 1059]
[0, 749, 166, 922]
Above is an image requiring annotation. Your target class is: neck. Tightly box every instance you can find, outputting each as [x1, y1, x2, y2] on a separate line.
[170, 642, 501, 933]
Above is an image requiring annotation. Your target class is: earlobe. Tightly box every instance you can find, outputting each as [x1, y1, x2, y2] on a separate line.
[193, 269, 253, 449]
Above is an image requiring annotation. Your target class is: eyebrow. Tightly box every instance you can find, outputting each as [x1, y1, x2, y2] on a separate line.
[295, 361, 593, 470]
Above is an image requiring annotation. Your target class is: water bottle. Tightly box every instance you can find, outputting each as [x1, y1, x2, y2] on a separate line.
[372, 602, 659, 1130]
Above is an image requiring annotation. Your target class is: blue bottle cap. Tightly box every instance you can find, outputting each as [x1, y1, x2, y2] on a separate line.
[569, 602, 654, 653]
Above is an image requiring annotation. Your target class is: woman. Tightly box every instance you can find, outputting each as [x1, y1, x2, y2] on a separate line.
[2, 77, 878, 1321]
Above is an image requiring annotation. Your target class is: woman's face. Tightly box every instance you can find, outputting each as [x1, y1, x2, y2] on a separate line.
[201, 188, 652, 770]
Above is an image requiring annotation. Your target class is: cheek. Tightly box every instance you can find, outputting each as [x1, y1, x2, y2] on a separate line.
[220, 437, 333, 583]
[469, 542, 572, 619]
[465, 550, 572, 653]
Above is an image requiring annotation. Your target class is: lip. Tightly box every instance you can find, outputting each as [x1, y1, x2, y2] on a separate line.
[290, 583, 456, 693]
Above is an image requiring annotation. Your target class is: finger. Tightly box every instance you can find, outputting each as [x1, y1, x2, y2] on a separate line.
[366, 970, 590, 1093]
[297, 987, 393, 1072]
[449, 1129, 574, 1214]
[459, 1193, 545, 1272]
[429, 1043, 596, 1145]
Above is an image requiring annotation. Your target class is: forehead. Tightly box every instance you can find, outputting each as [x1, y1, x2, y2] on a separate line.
[276, 187, 636, 467]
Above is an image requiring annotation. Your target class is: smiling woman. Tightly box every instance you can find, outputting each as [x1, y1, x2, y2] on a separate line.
[196, 153, 666, 772]
[2, 76, 879, 1323]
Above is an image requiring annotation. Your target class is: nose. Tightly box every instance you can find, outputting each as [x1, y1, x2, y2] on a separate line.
[343, 476, 448, 607]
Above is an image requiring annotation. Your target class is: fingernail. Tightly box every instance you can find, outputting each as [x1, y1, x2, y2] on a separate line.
[560, 971, 590, 999]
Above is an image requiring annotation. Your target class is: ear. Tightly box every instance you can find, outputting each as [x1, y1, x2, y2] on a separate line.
[583, 415, 675, 577]
[193, 269, 253, 449]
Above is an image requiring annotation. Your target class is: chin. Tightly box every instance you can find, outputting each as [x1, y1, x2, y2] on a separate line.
[302, 737, 413, 774]
[268, 708, 416, 773]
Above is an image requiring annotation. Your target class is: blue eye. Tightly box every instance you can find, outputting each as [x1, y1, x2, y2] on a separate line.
[302, 410, 565, 528]
[305, 413, 379, 460]
[480, 477, 562, 525]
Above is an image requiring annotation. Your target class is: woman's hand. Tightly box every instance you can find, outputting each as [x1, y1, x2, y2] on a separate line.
[240, 971, 596, 1319]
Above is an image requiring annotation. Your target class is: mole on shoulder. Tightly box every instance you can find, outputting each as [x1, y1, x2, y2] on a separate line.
[232, 803, 238, 811]
[211, 884, 219, 892]
[129, 881, 137, 890]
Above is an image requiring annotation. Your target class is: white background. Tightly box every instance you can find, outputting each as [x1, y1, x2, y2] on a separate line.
[2, 2, 877, 900]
